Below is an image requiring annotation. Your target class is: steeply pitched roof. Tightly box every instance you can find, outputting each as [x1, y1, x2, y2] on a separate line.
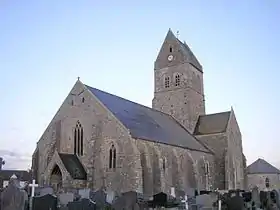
[247, 158, 280, 174]
[165, 29, 202, 71]
[0, 170, 31, 181]
[85, 85, 211, 153]
[194, 111, 231, 135]
[58, 153, 87, 180]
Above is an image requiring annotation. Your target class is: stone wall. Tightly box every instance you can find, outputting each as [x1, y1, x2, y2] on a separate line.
[34, 80, 215, 194]
[136, 139, 215, 195]
[247, 173, 280, 191]
[36, 80, 142, 192]
[196, 133, 227, 190]
[153, 44, 205, 133]
[226, 110, 245, 190]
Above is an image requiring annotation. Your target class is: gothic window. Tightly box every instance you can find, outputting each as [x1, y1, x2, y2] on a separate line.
[109, 144, 116, 169]
[265, 177, 270, 188]
[82, 97, 85, 103]
[71, 100, 74, 106]
[74, 121, 83, 156]
[164, 77, 170, 88]
[175, 74, 180, 86]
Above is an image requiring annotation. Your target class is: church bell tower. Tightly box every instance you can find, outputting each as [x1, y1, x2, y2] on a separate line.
[152, 29, 205, 133]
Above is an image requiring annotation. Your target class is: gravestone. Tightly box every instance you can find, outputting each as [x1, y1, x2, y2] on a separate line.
[58, 192, 74, 207]
[242, 191, 252, 209]
[1, 175, 27, 210]
[226, 191, 245, 210]
[32, 194, 57, 210]
[195, 193, 214, 210]
[260, 191, 268, 209]
[38, 187, 53, 196]
[68, 198, 96, 210]
[273, 189, 280, 209]
[78, 188, 91, 199]
[106, 190, 117, 204]
[268, 190, 279, 210]
[113, 191, 141, 210]
[185, 188, 196, 209]
[251, 186, 261, 209]
[91, 189, 108, 209]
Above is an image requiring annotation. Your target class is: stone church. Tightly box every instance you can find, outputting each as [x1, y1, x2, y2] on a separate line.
[32, 29, 247, 195]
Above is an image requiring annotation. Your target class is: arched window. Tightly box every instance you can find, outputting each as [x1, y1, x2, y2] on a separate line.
[74, 121, 83, 156]
[169, 47, 173, 53]
[205, 162, 210, 175]
[204, 161, 210, 190]
[265, 177, 270, 188]
[164, 77, 170, 88]
[175, 74, 180, 86]
[109, 145, 116, 169]
[162, 157, 166, 172]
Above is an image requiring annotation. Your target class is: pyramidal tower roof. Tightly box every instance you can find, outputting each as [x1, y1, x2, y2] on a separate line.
[164, 28, 202, 71]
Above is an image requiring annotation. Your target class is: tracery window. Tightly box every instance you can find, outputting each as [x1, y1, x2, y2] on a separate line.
[164, 77, 170, 88]
[109, 144, 116, 169]
[74, 121, 83, 156]
[175, 74, 180, 86]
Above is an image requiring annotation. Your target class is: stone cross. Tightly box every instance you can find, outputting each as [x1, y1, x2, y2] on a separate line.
[171, 187, 175, 197]
[29, 179, 38, 197]
[181, 195, 188, 210]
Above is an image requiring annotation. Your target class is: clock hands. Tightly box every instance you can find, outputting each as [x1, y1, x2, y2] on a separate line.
[78, 90, 84, 96]
[70, 89, 84, 96]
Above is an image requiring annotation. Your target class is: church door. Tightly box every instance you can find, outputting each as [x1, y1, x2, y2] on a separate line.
[50, 165, 62, 193]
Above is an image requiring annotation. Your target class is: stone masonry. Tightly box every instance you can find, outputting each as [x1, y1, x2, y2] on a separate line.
[32, 29, 246, 195]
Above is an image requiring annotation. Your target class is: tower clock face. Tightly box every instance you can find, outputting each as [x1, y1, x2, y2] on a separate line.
[168, 55, 173, 61]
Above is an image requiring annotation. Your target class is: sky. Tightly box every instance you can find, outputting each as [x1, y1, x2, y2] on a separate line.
[0, 0, 279, 170]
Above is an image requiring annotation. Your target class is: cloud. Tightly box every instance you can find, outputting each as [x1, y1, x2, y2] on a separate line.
[0, 149, 32, 170]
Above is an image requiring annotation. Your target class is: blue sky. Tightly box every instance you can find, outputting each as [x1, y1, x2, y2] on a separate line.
[0, 0, 279, 170]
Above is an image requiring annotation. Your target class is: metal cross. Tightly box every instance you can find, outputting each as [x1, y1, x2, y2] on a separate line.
[176, 30, 180, 38]
[29, 179, 39, 197]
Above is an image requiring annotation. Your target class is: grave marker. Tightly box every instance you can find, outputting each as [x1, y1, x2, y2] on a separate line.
[28, 180, 38, 197]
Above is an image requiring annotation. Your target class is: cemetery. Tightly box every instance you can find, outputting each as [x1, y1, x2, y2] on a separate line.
[1, 174, 280, 210]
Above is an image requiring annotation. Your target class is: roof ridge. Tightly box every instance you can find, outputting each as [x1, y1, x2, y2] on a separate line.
[166, 114, 213, 154]
[200, 111, 231, 117]
[85, 84, 178, 118]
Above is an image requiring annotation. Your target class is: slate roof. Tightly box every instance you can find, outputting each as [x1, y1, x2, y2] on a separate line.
[247, 158, 280, 174]
[165, 29, 202, 71]
[194, 111, 231, 135]
[85, 85, 211, 153]
[0, 170, 31, 181]
[58, 153, 87, 180]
